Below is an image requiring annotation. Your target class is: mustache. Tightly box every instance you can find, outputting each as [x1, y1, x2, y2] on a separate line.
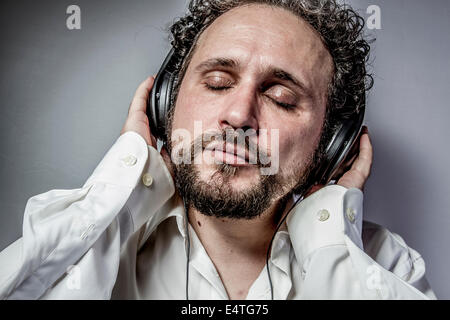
[190, 129, 272, 167]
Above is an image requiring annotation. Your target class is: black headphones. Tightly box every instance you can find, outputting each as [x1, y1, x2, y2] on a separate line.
[147, 48, 365, 186]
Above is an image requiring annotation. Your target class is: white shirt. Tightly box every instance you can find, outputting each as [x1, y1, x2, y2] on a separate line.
[0, 131, 436, 299]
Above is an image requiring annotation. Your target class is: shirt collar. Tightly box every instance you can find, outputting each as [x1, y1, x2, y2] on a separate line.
[157, 192, 300, 274]
[165, 191, 301, 238]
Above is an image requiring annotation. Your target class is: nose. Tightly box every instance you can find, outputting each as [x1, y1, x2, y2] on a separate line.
[217, 83, 259, 133]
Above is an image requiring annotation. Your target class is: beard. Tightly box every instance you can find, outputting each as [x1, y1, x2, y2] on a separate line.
[175, 161, 284, 220]
[167, 121, 322, 220]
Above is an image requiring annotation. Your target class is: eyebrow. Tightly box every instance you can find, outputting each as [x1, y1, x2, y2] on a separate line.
[194, 57, 240, 72]
[194, 57, 312, 96]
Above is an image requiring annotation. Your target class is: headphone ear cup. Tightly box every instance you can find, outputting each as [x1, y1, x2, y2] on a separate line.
[316, 107, 365, 185]
[147, 49, 177, 142]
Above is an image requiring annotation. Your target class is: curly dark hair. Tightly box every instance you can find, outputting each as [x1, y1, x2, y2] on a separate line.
[167, 0, 373, 144]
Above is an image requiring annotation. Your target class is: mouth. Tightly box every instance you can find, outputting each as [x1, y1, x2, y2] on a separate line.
[204, 142, 254, 167]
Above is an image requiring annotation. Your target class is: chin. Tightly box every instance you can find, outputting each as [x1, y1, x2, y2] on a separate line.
[199, 164, 262, 189]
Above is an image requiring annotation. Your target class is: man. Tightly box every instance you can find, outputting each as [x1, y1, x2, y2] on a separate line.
[0, 0, 436, 299]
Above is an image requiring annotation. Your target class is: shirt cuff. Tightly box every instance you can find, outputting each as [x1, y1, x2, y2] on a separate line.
[286, 185, 364, 262]
[82, 130, 176, 232]
[83, 131, 149, 189]
[126, 143, 176, 232]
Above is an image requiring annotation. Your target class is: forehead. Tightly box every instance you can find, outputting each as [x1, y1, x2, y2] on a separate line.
[192, 4, 334, 93]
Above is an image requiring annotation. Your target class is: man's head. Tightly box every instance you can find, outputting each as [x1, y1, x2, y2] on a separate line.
[165, 0, 372, 220]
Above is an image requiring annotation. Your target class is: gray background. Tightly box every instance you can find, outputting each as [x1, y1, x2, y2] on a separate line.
[0, 0, 449, 299]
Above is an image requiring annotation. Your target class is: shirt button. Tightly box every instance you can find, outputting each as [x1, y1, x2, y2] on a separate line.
[346, 208, 356, 223]
[142, 173, 153, 187]
[317, 209, 330, 222]
[122, 155, 137, 167]
[301, 268, 306, 280]
[276, 239, 285, 250]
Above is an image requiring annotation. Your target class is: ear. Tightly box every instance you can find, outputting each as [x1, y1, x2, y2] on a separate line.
[315, 106, 365, 186]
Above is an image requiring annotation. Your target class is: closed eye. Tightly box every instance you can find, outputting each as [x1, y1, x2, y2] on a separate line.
[271, 98, 296, 110]
[204, 83, 233, 91]
[203, 77, 298, 111]
[263, 84, 298, 111]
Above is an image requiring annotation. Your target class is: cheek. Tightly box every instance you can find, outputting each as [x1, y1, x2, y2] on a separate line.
[275, 117, 324, 169]
[172, 84, 219, 135]
[170, 86, 223, 157]
[172, 87, 196, 133]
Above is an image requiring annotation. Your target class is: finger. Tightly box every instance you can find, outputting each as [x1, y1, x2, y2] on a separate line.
[128, 76, 155, 114]
[350, 129, 373, 179]
[150, 132, 157, 147]
[361, 125, 369, 135]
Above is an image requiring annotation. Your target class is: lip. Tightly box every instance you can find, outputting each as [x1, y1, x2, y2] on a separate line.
[204, 143, 252, 166]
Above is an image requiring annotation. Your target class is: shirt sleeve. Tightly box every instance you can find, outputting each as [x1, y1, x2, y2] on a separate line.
[0, 131, 175, 299]
[286, 185, 436, 300]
